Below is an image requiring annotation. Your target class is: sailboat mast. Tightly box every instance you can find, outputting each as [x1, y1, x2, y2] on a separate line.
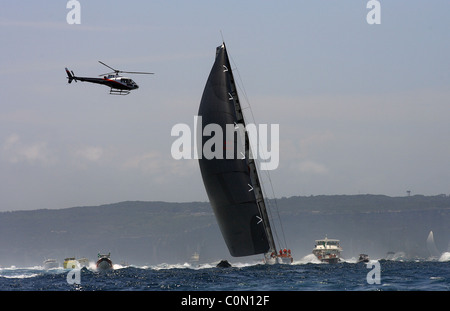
[222, 43, 277, 255]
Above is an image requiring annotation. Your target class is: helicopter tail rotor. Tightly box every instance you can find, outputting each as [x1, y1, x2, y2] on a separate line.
[65, 68, 77, 83]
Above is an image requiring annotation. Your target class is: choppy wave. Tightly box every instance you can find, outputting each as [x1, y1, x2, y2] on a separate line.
[0, 252, 447, 280]
[1, 259, 449, 291]
[0, 265, 46, 279]
[293, 254, 323, 264]
[1, 253, 447, 276]
[439, 252, 450, 262]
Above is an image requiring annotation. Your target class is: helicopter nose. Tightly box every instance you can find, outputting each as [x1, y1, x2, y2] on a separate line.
[135, 84, 139, 89]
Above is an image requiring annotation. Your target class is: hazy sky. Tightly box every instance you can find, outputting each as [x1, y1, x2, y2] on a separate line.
[1, 1, 449, 211]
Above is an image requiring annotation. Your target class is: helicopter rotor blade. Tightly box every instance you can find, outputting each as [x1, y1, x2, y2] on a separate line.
[120, 71, 154, 75]
[99, 72, 116, 77]
[98, 61, 154, 76]
[98, 61, 118, 72]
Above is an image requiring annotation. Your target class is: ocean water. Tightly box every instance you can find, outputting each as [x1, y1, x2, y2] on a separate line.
[1, 254, 449, 292]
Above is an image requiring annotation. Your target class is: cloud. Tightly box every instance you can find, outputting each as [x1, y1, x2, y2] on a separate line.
[74, 146, 104, 162]
[297, 160, 328, 175]
[4, 134, 20, 148]
[123, 151, 197, 183]
[123, 152, 162, 172]
[2, 134, 56, 165]
[299, 131, 335, 158]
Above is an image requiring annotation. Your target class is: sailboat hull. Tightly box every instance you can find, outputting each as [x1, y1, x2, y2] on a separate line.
[264, 256, 293, 265]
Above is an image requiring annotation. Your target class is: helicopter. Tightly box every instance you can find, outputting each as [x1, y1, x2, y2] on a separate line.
[65, 61, 153, 95]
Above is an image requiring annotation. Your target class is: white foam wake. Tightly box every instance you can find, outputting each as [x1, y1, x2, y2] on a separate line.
[438, 252, 450, 262]
[292, 254, 323, 265]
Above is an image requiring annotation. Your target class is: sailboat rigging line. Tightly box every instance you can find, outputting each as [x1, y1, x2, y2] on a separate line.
[228, 53, 288, 250]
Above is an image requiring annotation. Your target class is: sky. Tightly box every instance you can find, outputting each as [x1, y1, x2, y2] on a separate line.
[1, 1, 449, 212]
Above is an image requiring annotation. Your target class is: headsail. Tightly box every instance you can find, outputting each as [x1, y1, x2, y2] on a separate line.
[198, 43, 276, 257]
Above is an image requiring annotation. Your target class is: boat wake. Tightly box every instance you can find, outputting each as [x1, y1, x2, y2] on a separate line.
[439, 252, 450, 262]
[292, 254, 323, 265]
[1, 259, 448, 291]
[1, 252, 448, 278]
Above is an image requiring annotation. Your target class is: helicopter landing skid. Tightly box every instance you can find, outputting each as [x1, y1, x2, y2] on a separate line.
[109, 88, 130, 95]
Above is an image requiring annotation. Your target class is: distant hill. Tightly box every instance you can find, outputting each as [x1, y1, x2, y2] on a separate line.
[0, 195, 449, 267]
[276, 194, 450, 261]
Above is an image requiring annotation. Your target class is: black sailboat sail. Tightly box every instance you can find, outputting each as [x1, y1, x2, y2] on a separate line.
[198, 43, 277, 258]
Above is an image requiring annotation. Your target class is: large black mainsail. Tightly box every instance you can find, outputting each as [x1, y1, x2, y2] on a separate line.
[198, 43, 277, 258]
